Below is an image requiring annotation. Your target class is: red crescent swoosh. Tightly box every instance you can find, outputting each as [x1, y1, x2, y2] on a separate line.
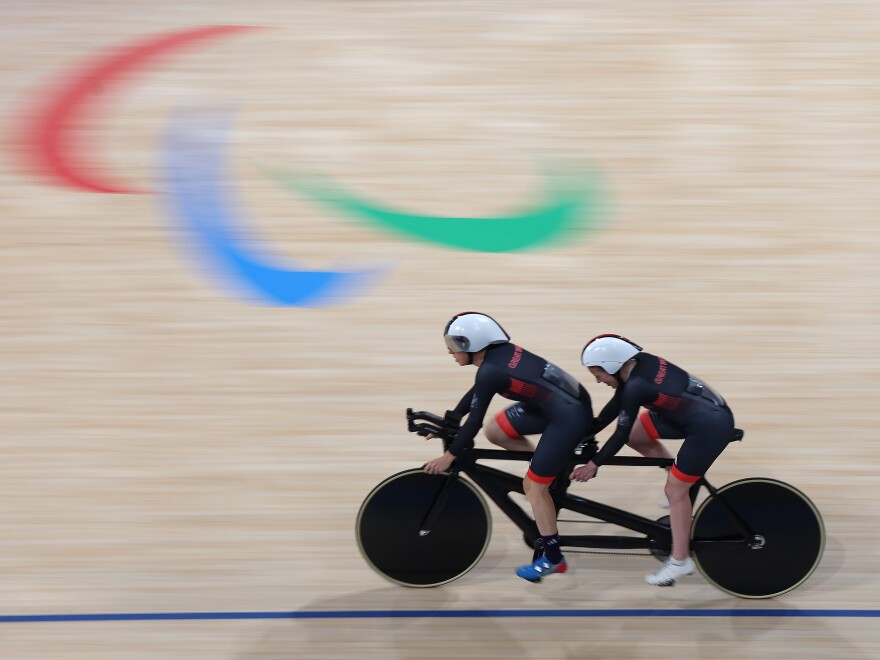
[17, 25, 263, 194]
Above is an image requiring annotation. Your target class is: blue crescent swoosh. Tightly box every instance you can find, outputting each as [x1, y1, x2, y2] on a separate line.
[163, 110, 379, 306]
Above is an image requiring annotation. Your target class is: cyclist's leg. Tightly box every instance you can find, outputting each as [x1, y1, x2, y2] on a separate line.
[484, 403, 543, 452]
[664, 468, 697, 560]
[645, 417, 708, 584]
[517, 409, 591, 579]
[525, 410, 592, 536]
[522, 477, 557, 535]
[518, 475, 568, 580]
[654, 407, 734, 569]
[628, 410, 675, 461]
[631, 411, 678, 507]
[645, 467, 699, 585]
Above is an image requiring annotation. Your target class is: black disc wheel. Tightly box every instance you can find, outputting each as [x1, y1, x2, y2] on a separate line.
[691, 478, 825, 598]
[356, 469, 491, 587]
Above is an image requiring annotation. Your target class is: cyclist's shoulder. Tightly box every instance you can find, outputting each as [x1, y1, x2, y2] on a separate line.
[478, 343, 537, 381]
[631, 353, 684, 379]
[482, 342, 520, 364]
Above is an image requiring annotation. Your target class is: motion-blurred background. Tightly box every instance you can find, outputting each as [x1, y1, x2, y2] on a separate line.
[1, 1, 878, 657]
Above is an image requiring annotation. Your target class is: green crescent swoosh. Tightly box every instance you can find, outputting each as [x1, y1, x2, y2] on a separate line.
[268, 165, 607, 253]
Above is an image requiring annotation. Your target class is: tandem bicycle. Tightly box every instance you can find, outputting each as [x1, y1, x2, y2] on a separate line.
[356, 408, 825, 599]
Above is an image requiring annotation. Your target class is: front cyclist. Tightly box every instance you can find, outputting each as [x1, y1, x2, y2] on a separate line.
[424, 312, 594, 583]
[571, 334, 735, 586]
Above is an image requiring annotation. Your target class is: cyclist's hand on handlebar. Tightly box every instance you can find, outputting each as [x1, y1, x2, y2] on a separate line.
[424, 451, 455, 475]
[570, 460, 598, 483]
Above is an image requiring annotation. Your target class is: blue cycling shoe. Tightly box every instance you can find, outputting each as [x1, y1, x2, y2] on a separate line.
[515, 555, 568, 583]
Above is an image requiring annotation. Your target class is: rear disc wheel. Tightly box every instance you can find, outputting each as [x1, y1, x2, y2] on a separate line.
[691, 478, 824, 598]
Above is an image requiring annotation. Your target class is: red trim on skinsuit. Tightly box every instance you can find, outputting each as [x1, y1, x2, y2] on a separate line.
[509, 378, 538, 398]
[653, 392, 681, 411]
[671, 464, 701, 483]
[526, 468, 556, 484]
[495, 410, 522, 440]
[639, 410, 661, 442]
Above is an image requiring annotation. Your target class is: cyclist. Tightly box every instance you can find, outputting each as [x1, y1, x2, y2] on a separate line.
[424, 312, 594, 583]
[570, 334, 735, 586]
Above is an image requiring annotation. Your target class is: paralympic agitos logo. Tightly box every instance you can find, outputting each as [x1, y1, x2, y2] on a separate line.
[15, 25, 606, 306]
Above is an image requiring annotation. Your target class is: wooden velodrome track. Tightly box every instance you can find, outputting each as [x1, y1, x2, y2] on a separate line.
[2, 1, 878, 657]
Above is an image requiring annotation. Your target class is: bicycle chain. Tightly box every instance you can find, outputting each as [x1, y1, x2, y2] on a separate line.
[561, 547, 660, 557]
[554, 517, 669, 557]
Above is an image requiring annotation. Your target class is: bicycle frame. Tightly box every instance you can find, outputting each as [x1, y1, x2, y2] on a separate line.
[420, 448, 684, 555]
[408, 408, 754, 557]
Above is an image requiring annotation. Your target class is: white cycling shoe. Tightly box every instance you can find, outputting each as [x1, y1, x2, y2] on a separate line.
[646, 556, 695, 586]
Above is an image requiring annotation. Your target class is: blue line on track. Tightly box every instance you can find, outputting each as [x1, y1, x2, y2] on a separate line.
[1, 609, 878, 623]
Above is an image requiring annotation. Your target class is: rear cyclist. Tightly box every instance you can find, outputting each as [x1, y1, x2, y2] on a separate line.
[571, 334, 735, 587]
[424, 312, 594, 582]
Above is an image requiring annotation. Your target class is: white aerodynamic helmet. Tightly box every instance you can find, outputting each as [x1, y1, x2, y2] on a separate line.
[581, 334, 643, 375]
[444, 312, 510, 353]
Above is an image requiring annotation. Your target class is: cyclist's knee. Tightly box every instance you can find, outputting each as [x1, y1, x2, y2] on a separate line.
[524, 475, 550, 496]
[484, 417, 510, 446]
[628, 415, 657, 452]
[486, 415, 535, 451]
[666, 468, 696, 500]
[627, 434, 653, 455]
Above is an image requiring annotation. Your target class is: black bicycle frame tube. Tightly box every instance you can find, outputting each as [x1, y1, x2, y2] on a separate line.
[689, 477, 760, 548]
[453, 449, 675, 552]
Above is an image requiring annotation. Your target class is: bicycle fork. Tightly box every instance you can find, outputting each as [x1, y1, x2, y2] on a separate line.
[697, 478, 765, 550]
[418, 470, 461, 536]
